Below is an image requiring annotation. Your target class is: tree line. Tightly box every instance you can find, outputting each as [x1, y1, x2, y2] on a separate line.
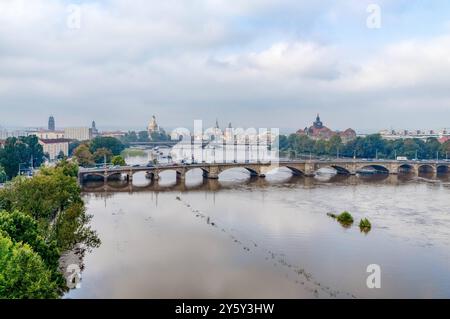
[71, 136, 127, 167]
[279, 134, 450, 160]
[0, 136, 46, 180]
[0, 160, 100, 298]
[120, 130, 170, 144]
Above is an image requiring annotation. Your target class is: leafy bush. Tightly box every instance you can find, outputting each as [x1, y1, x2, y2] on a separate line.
[112, 155, 126, 166]
[0, 233, 59, 299]
[336, 211, 354, 226]
[359, 218, 372, 232]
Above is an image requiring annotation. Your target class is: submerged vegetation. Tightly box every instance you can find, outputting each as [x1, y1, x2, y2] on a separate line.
[336, 211, 354, 226]
[359, 218, 372, 233]
[0, 160, 100, 298]
[327, 211, 372, 232]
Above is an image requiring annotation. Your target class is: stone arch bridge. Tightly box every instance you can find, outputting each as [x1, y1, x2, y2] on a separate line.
[78, 160, 450, 184]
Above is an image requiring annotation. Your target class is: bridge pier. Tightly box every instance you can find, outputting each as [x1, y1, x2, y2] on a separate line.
[176, 171, 186, 182]
[127, 172, 133, 182]
[205, 166, 220, 179]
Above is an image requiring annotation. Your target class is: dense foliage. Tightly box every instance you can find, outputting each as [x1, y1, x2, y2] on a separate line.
[0, 136, 45, 179]
[0, 234, 59, 299]
[121, 130, 170, 144]
[72, 137, 125, 167]
[111, 155, 126, 166]
[0, 166, 6, 183]
[0, 161, 100, 298]
[280, 133, 450, 160]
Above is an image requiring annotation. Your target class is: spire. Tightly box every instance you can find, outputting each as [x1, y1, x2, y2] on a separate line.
[313, 113, 323, 129]
[215, 118, 219, 129]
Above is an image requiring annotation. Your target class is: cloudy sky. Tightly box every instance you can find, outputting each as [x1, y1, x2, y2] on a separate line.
[1, 0, 450, 133]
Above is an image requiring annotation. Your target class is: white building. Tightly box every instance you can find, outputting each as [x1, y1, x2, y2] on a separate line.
[32, 130, 65, 140]
[38, 139, 70, 161]
[64, 127, 93, 141]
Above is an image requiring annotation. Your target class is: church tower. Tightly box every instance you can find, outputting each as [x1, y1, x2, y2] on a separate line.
[313, 114, 323, 129]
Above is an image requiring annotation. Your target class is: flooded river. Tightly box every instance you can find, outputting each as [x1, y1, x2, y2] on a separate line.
[65, 152, 450, 299]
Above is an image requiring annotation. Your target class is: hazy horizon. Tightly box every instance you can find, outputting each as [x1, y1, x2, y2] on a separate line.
[1, 1, 450, 131]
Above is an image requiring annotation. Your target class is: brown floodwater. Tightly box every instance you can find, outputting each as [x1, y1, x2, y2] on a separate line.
[65, 164, 450, 299]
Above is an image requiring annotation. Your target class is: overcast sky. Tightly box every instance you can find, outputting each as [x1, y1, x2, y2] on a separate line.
[1, 0, 450, 133]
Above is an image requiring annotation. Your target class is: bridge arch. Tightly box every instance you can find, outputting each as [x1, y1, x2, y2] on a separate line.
[398, 163, 415, 174]
[283, 166, 304, 176]
[357, 164, 390, 174]
[106, 172, 123, 181]
[329, 165, 351, 175]
[418, 164, 435, 174]
[218, 166, 259, 178]
[314, 165, 351, 175]
[185, 167, 209, 178]
[437, 164, 449, 174]
[81, 172, 105, 182]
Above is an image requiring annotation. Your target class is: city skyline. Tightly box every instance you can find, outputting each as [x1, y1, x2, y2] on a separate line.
[1, 1, 450, 131]
[2, 112, 450, 134]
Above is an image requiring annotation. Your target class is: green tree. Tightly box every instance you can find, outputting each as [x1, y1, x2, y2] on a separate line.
[425, 137, 441, 159]
[440, 140, 450, 159]
[0, 166, 99, 251]
[314, 140, 327, 156]
[0, 166, 6, 183]
[0, 233, 59, 299]
[73, 144, 94, 167]
[68, 141, 82, 156]
[22, 135, 45, 168]
[0, 136, 45, 178]
[121, 131, 138, 143]
[57, 151, 66, 160]
[93, 147, 113, 164]
[90, 136, 125, 156]
[138, 131, 150, 142]
[111, 155, 126, 166]
[327, 135, 343, 156]
[55, 159, 79, 178]
[0, 210, 61, 282]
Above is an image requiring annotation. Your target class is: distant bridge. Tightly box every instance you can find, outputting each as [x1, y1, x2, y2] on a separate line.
[78, 159, 450, 184]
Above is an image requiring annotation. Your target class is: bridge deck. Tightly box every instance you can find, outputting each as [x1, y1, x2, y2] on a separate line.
[79, 159, 450, 176]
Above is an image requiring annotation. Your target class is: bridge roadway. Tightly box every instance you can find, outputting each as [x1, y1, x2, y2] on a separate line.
[78, 159, 450, 184]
